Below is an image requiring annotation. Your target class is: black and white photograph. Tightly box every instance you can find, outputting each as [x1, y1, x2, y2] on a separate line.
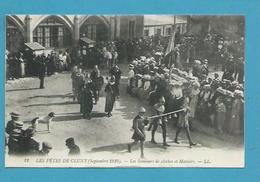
[5, 15, 244, 167]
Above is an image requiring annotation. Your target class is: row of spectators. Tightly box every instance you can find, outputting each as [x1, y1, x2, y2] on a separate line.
[127, 50, 244, 135]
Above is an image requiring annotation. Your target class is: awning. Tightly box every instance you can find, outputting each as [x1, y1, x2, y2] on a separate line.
[24, 42, 45, 51]
[80, 38, 95, 45]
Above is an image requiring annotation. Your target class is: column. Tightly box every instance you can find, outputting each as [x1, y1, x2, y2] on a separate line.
[115, 15, 121, 38]
[73, 15, 80, 44]
[25, 15, 33, 43]
[110, 16, 115, 40]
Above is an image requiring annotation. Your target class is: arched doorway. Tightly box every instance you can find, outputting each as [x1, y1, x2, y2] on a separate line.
[33, 16, 72, 48]
[6, 17, 24, 54]
[80, 16, 109, 41]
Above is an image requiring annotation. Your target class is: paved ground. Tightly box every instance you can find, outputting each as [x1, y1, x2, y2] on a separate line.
[5, 64, 244, 167]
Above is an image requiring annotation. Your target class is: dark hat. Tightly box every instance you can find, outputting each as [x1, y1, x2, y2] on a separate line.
[48, 112, 55, 117]
[66, 137, 75, 144]
[42, 142, 52, 149]
[10, 112, 20, 118]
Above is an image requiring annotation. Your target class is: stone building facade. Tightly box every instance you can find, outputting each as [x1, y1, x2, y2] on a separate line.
[6, 15, 187, 53]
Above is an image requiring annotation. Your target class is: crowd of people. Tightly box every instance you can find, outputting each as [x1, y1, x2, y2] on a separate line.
[5, 30, 244, 158]
[126, 48, 244, 157]
[71, 64, 122, 119]
[126, 42, 244, 148]
[5, 112, 81, 156]
[5, 35, 165, 81]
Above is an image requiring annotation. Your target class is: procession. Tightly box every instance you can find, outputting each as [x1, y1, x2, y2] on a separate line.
[5, 15, 244, 167]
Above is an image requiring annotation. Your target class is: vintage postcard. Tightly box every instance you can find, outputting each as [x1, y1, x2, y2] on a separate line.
[5, 15, 244, 167]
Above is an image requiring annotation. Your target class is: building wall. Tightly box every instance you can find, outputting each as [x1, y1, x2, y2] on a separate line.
[119, 16, 144, 40]
[6, 15, 187, 53]
[144, 24, 173, 37]
[143, 16, 187, 37]
[189, 16, 245, 39]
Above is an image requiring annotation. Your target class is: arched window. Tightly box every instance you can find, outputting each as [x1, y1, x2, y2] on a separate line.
[6, 18, 24, 53]
[33, 16, 72, 48]
[80, 16, 109, 41]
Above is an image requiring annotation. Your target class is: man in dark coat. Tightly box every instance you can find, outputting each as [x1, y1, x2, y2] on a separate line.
[80, 83, 94, 119]
[6, 112, 24, 155]
[38, 54, 46, 89]
[6, 112, 20, 136]
[65, 137, 80, 155]
[104, 76, 117, 117]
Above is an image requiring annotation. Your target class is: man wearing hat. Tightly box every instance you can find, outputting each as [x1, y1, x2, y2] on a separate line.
[6, 112, 24, 155]
[128, 107, 149, 158]
[39, 142, 52, 156]
[38, 55, 46, 89]
[65, 137, 80, 155]
[6, 112, 20, 135]
[149, 96, 170, 147]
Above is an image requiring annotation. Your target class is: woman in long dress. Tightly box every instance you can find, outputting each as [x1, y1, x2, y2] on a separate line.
[104, 76, 117, 117]
[80, 82, 94, 120]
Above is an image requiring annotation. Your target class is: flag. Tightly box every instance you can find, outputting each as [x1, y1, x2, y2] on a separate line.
[165, 32, 175, 56]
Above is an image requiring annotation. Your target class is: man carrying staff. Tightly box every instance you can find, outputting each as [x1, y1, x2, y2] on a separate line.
[127, 107, 149, 158]
[149, 96, 170, 147]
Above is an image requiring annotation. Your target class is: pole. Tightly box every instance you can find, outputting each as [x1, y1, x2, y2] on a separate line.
[147, 109, 185, 119]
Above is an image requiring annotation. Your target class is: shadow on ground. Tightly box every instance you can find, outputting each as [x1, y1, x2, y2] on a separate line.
[53, 111, 107, 122]
[91, 142, 171, 154]
[24, 101, 77, 107]
[6, 88, 40, 92]
[27, 93, 72, 99]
